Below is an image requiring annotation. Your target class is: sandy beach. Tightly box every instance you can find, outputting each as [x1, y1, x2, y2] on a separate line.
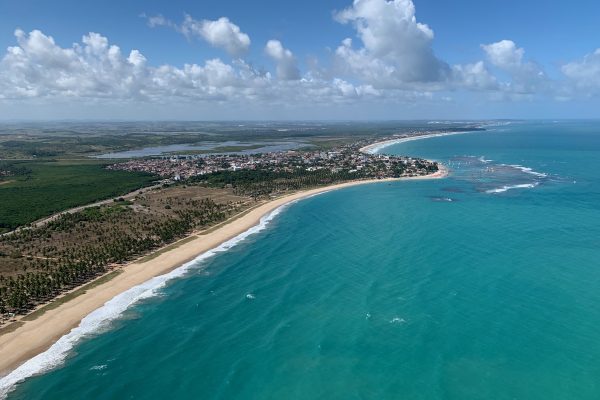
[0, 166, 447, 381]
[359, 131, 473, 154]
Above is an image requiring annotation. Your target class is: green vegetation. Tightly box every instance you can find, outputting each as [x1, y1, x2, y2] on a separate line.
[192, 169, 366, 199]
[0, 121, 483, 159]
[0, 121, 462, 323]
[0, 191, 244, 317]
[191, 161, 437, 199]
[0, 131, 215, 159]
[0, 160, 156, 231]
[21, 270, 122, 322]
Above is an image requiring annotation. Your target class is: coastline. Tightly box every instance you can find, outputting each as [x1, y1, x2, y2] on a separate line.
[359, 130, 473, 154]
[0, 168, 447, 388]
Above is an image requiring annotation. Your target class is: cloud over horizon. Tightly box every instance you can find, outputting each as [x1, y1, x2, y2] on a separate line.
[264, 40, 300, 81]
[1, 0, 599, 118]
[333, 0, 449, 85]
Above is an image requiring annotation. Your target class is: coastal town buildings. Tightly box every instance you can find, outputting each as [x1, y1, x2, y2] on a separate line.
[108, 136, 439, 180]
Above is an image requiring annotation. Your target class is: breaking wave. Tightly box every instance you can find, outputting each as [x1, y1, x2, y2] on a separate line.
[0, 203, 293, 398]
[486, 182, 539, 194]
[504, 164, 547, 178]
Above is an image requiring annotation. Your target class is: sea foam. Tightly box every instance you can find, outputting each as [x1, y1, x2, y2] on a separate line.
[0, 203, 291, 398]
[504, 164, 548, 178]
[485, 182, 539, 194]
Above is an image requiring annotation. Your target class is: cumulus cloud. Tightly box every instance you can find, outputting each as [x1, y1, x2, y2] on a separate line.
[3, 2, 599, 113]
[481, 39, 548, 95]
[145, 14, 251, 57]
[136, 4, 560, 102]
[0, 29, 148, 99]
[562, 49, 600, 94]
[264, 40, 300, 80]
[451, 62, 498, 91]
[0, 29, 262, 101]
[333, 0, 449, 86]
[181, 16, 251, 57]
[481, 40, 524, 70]
[329, 1, 547, 95]
[0, 29, 392, 106]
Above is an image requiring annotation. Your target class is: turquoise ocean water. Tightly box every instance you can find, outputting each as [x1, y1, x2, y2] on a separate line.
[4, 121, 600, 399]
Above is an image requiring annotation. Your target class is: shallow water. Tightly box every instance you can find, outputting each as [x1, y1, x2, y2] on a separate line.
[6, 121, 600, 399]
[93, 140, 308, 158]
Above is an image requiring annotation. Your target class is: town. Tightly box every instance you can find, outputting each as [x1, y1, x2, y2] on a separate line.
[108, 133, 442, 181]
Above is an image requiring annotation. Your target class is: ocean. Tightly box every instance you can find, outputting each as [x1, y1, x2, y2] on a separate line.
[4, 121, 600, 399]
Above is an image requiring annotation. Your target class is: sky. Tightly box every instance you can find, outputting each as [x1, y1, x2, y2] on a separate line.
[0, 0, 600, 120]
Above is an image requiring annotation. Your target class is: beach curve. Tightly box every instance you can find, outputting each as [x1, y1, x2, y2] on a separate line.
[0, 168, 447, 396]
[359, 130, 474, 154]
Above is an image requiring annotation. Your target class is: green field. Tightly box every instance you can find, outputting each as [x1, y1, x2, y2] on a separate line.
[0, 160, 156, 231]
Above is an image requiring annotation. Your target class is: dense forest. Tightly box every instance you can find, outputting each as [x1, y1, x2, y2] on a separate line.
[0, 160, 156, 232]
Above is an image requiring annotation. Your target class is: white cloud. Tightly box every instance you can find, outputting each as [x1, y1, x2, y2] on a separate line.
[451, 62, 498, 91]
[136, 6, 557, 102]
[181, 16, 251, 57]
[562, 49, 600, 93]
[264, 40, 300, 80]
[127, 49, 147, 67]
[0, 29, 394, 107]
[481, 39, 548, 95]
[1, 29, 148, 99]
[333, 0, 449, 86]
[329, 1, 551, 97]
[332, 78, 379, 98]
[143, 14, 250, 57]
[3, 6, 600, 116]
[481, 40, 524, 70]
[143, 14, 175, 29]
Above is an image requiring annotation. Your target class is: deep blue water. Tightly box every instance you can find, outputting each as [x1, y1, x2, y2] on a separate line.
[4, 121, 600, 399]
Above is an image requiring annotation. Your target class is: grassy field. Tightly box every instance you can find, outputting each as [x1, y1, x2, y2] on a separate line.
[0, 160, 156, 231]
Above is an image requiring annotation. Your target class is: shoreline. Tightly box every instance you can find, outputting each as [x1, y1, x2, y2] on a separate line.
[359, 130, 473, 154]
[0, 169, 447, 389]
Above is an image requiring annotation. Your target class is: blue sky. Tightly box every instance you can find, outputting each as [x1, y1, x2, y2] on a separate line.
[0, 0, 599, 120]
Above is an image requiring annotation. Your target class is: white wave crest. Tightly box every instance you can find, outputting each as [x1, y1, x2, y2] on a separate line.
[504, 164, 547, 178]
[0, 204, 289, 398]
[485, 182, 539, 194]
